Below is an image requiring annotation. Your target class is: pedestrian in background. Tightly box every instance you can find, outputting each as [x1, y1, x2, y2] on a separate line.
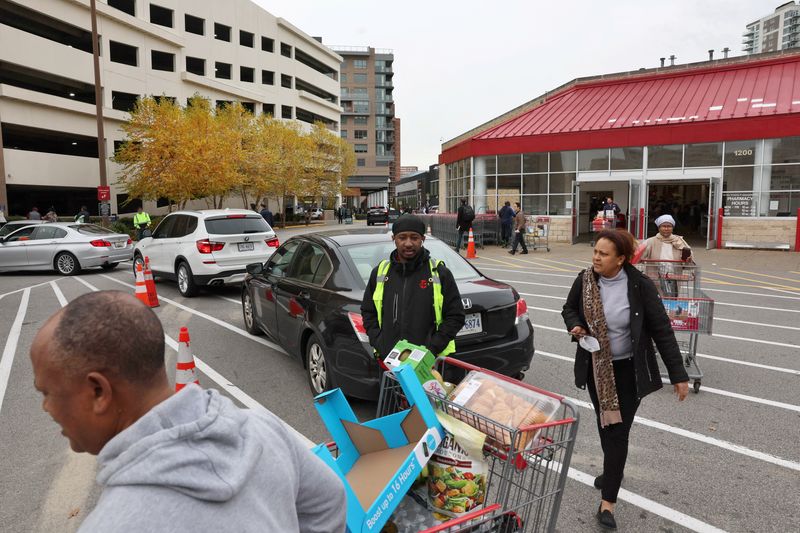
[259, 203, 274, 227]
[29, 290, 347, 533]
[75, 205, 91, 224]
[133, 206, 151, 240]
[561, 229, 689, 530]
[508, 202, 528, 255]
[455, 198, 475, 252]
[28, 207, 41, 220]
[498, 200, 514, 247]
[44, 206, 58, 222]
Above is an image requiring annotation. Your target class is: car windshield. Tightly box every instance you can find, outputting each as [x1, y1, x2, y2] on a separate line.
[205, 216, 272, 234]
[69, 224, 114, 235]
[343, 239, 482, 287]
[0, 223, 34, 237]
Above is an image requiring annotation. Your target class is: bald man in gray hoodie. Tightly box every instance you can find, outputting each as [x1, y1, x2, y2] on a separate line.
[30, 291, 345, 533]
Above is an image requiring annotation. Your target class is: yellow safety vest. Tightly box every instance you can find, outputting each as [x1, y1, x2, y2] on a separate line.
[372, 258, 455, 357]
[133, 212, 151, 228]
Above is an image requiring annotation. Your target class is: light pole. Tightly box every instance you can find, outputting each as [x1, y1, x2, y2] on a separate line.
[90, 0, 109, 223]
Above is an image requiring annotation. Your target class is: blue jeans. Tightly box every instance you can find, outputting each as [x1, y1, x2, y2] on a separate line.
[455, 230, 467, 251]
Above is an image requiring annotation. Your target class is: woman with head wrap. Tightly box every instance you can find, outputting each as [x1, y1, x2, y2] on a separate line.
[636, 215, 692, 296]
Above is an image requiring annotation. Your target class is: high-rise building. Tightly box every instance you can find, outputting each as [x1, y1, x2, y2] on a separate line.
[743, 1, 800, 54]
[332, 46, 398, 209]
[0, 0, 341, 217]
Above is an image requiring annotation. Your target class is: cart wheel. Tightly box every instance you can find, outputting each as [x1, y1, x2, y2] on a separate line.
[693, 381, 701, 393]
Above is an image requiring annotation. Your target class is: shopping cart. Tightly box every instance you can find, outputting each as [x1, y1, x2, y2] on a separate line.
[375, 357, 579, 533]
[524, 217, 550, 252]
[632, 259, 714, 393]
[588, 215, 617, 246]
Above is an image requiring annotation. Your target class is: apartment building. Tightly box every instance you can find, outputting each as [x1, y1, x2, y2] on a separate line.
[743, 1, 800, 54]
[0, 0, 342, 217]
[332, 46, 399, 209]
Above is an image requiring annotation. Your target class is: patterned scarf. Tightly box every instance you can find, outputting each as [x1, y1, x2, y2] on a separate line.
[581, 269, 623, 428]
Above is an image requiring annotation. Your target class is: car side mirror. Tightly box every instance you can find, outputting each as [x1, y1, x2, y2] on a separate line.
[246, 262, 264, 276]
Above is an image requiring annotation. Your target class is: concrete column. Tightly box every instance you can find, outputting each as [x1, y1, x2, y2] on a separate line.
[474, 156, 487, 213]
[757, 139, 772, 215]
[438, 164, 447, 212]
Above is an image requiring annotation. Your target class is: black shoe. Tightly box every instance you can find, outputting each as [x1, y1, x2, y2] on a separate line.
[520, 251, 528, 254]
[594, 474, 623, 489]
[508, 250, 516, 255]
[597, 505, 617, 530]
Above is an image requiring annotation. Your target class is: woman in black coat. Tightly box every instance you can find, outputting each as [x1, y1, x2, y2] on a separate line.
[561, 229, 689, 530]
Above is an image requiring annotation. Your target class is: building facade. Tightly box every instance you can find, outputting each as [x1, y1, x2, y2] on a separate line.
[0, 0, 341, 218]
[332, 46, 398, 210]
[743, 1, 800, 54]
[394, 164, 438, 212]
[439, 51, 800, 249]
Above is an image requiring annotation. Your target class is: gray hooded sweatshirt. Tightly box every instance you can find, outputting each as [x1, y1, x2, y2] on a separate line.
[78, 385, 346, 533]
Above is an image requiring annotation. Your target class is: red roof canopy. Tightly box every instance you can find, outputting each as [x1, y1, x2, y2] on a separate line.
[440, 54, 800, 164]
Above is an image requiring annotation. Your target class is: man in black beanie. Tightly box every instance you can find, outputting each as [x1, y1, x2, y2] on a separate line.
[361, 215, 466, 360]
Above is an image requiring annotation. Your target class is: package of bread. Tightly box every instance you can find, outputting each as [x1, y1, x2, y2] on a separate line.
[446, 371, 560, 449]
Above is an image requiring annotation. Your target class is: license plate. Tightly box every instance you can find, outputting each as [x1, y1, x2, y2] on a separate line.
[457, 313, 482, 336]
[238, 242, 254, 252]
[113, 241, 125, 249]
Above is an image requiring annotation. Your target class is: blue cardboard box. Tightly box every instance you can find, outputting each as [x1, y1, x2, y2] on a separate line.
[312, 365, 443, 533]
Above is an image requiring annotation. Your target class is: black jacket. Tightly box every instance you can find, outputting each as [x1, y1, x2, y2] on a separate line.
[361, 248, 466, 358]
[456, 205, 472, 231]
[561, 263, 688, 400]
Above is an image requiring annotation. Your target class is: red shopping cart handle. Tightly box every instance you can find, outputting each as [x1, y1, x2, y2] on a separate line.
[420, 504, 503, 532]
[436, 357, 566, 402]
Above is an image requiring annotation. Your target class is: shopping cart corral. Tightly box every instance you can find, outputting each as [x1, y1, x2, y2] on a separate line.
[374, 357, 579, 532]
[632, 259, 714, 393]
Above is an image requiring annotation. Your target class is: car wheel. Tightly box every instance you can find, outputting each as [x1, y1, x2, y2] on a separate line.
[306, 334, 333, 395]
[101, 262, 119, 271]
[176, 261, 199, 297]
[132, 254, 145, 277]
[242, 289, 262, 335]
[54, 252, 80, 276]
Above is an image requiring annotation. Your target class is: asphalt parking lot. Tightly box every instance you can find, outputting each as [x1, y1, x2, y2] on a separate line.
[1, 223, 798, 532]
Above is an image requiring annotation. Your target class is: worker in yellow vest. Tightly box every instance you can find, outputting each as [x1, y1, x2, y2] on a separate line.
[361, 215, 465, 363]
[133, 206, 152, 241]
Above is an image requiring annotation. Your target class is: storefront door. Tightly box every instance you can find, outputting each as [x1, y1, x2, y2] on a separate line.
[707, 176, 722, 249]
[571, 180, 580, 244]
[628, 177, 643, 239]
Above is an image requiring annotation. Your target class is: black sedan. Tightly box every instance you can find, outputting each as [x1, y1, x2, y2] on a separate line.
[366, 207, 389, 226]
[241, 229, 534, 399]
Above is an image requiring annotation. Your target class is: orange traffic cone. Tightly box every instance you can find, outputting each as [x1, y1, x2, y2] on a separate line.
[175, 327, 200, 392]
[466, 228, 477, 259]
[134, 263, 150, 306]
[143, 256, 159, 308]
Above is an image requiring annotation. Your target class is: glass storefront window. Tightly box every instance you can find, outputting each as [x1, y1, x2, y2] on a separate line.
[723, 166, 759, 191]
[685, 142, 722, 167]
[610, 146, 643, 170]
[497, 154, 521, 174]
[497, 175, 520, 198]
[648, 145, 682, 168]
[549, 173, 574, 194]
[578, 149, 609, 171]
[522, 174, 547, 195]
[475, 155, 496, 174]
[548, 194, 573, 215]
[550, 151, 576, 172]
[767, 136, 800, 164]
[765, 191, 800, 216]
[724, 140, 759, 166]
[522, 153, 547, 173]
[763, 165, 800, 190]
[521, 195, 547, 215]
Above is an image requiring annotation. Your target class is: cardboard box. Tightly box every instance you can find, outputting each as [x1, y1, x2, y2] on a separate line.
[383, 340, 447, 398]
[312, 365, 444, 533]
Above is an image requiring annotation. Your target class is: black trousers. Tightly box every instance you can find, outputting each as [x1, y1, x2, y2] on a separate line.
[501, 222, 513, 244]
[586, 357, 640, 503]
[511, 230, 528, 253]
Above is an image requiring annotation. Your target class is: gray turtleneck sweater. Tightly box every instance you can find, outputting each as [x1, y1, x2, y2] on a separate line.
[598, 268, 633, 360]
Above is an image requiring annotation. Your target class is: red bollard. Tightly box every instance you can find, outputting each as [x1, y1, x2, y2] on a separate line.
[716, 208, 724, 250]
[795, 208, 800, 252]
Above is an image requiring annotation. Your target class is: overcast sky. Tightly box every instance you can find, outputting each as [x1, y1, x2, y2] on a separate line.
[256, 0, 782, 169]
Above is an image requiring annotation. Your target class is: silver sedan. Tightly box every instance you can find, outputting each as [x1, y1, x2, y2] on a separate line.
[0, 223, 133, 275]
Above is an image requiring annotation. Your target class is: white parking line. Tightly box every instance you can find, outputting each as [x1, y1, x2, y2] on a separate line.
[713, 317, 800, 331]
[0, 280, 58, 301]
[0, 289, 30, 416]
[96, 274, 289, 355]
[49, 281, 68, 307]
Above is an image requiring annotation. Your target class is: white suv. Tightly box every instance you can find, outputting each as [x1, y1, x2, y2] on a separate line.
[133, 209, 279, 297]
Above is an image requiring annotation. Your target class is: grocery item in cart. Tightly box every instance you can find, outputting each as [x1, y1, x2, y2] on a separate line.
[384, 340, 447, 398]
[428, 412, 488, 518]
[447, 371, 560, 449]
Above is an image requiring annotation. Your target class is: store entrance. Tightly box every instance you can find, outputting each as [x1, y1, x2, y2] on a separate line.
[645, 182, 708, 245]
